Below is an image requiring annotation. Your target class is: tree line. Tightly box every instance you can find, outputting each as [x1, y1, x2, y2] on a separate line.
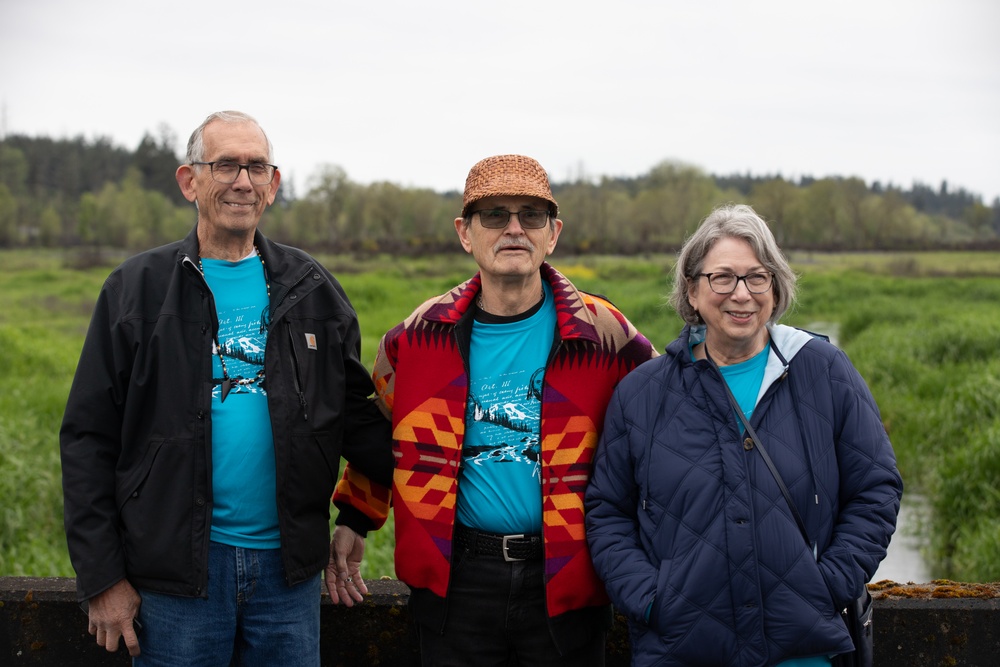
[1, 132, 997, 254]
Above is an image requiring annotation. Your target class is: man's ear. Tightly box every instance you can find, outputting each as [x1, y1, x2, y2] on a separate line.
[545, 217, 563, 255]
[175, 164, 197, 203]
[264, 168, 281, 206]
[454, 217, 473, 253]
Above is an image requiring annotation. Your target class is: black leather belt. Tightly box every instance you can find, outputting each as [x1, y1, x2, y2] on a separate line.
[454, 524, 543, 562]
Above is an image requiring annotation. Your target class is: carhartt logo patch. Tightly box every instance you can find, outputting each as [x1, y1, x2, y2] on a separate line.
[305, 333, 317, 350]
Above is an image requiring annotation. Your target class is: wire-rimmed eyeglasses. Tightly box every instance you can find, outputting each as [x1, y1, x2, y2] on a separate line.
[696, 272, 774, 294]
[473, 209, 550, 229]
[191, 161, 277, 185]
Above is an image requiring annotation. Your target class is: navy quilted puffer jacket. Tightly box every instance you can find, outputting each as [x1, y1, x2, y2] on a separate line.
[586, 324, 902, 667]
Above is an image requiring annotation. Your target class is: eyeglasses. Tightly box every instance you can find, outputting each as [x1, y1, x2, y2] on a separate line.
[191, 161, 277, 185]
[696, 272, 774, 294]
[474, 209, 550, 229]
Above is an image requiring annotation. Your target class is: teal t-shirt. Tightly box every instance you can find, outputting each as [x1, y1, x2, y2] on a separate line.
[200, 253, 280, 549]
[717, 344, 769, 431]
[455, 284, 555, 535]
[776, 657, 833, 666]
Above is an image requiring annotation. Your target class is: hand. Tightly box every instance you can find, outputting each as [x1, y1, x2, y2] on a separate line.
[325, 524, 367, 607]
[85, 578, 142, 656]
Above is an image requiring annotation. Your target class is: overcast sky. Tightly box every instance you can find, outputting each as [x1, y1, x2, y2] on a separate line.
[3, 0, 998, 204]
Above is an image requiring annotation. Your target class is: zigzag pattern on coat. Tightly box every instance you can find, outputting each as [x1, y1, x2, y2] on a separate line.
[335, 262, 657, 618]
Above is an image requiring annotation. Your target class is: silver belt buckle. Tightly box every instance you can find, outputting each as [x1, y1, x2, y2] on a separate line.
[502, 534, 525, 562]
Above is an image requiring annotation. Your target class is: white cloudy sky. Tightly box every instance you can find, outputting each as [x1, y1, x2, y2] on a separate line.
[2, 0, 998, 203]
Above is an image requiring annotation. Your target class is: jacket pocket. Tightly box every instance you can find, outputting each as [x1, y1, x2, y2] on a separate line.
[118, 438, 204, 583]
[280, 433, 341, 573]
[285, 432, 340, 501]
[650, 549, 738, 664]
[285, 321, 311, 421]
[282, 433, 340, 527]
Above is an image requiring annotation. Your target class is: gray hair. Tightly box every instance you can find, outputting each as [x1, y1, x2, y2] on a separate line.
[668, 204, 797, 325]
[185, 110, 274, 163]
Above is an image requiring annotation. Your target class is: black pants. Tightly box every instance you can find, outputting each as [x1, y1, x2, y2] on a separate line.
[413, 548, 606, 667]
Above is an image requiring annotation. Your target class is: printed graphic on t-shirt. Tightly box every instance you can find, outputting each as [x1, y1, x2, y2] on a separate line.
[463, 366, 544, 477]
[211, 305, 268, 399]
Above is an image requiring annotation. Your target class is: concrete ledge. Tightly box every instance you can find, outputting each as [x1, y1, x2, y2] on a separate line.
[2, 577, 998, 665]
[868, 581, 1000, 667]
[0, 577, 420, 666]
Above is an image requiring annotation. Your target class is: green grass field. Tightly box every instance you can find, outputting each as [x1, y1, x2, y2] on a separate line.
[2, 249, 998, 582]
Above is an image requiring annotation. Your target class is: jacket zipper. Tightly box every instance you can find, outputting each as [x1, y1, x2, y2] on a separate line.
[270, 262, 314, 422]
[286, 321, 309, 421]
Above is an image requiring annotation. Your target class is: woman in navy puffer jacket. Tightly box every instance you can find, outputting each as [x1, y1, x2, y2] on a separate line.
[586, 204, 902, 667]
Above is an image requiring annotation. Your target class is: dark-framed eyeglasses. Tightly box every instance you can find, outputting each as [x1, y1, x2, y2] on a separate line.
[696, 272, 774, 294]
[190, 161, 277, 185]
[474, 209, 550, 229]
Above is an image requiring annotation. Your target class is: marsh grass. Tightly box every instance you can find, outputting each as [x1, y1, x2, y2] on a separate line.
[2, 249, 998, 581]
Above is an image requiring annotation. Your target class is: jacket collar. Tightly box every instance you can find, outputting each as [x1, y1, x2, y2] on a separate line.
[177, 224, 200, 264]
[678, 322, 826, 393]
[418, 261, 603, 344]
[175, 224, 317, 320]
[681, 323, 817, 362]
[175, 224, 309, 280]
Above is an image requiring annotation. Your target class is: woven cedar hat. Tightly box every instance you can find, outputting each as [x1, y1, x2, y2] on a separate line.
[461, 154, 559, 217]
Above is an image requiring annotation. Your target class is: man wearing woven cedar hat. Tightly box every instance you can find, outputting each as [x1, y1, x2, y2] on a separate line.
[331, 155, 657, 664]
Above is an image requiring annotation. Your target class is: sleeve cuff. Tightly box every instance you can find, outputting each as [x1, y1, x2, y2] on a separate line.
[334, 504, 376, 538]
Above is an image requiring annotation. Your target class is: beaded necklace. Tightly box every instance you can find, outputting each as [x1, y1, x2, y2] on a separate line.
[198, 246, 270, 402]
[477, 286, 545, 315]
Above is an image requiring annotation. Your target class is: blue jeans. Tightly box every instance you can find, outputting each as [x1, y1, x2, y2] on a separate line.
[414, 546, 605, 667]
[135, 542, 320, 667]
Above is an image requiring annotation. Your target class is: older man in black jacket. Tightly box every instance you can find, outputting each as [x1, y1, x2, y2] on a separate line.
[60, 110, 392, 666]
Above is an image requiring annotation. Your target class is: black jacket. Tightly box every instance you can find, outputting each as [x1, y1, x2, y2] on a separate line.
[60, 226, 393, 600]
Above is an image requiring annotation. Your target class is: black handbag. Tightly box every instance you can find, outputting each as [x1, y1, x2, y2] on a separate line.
[708, 350, 874, 667]
[831, 588, 874, 667]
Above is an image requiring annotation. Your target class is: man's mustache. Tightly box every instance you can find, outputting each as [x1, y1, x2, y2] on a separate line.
[493, 238, 535, 253]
